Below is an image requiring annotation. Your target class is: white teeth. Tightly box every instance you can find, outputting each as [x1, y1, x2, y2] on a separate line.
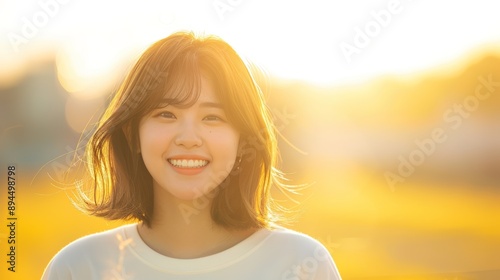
[169, 159, 208, 168]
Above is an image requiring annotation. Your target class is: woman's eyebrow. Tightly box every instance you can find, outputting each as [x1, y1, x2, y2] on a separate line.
[199, 102, 223, 109]
[155, 99, 223, 109]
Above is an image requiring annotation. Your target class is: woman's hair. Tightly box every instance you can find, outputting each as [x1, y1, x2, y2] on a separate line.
[79, 31, 287, 229]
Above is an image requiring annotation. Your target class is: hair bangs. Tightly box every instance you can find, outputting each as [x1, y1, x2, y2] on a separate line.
[142, 50, 203, 114]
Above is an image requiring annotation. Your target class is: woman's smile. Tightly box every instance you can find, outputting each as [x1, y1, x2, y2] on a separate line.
[167, 156, 211, 175]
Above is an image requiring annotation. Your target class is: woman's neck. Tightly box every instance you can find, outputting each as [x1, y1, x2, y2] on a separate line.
[137, 189, 256, 259]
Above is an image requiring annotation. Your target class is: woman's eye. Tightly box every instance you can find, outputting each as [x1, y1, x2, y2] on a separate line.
[204, 115, 223, 121]
[157, 111, 176, 119]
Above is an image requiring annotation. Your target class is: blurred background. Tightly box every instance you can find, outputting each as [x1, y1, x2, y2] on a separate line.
[1, 0, 500, 279]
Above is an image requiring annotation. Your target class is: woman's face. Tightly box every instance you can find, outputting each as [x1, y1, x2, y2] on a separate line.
[139, 75, 240, 202]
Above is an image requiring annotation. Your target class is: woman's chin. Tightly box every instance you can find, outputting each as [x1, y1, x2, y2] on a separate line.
[167, 187, 216, 204]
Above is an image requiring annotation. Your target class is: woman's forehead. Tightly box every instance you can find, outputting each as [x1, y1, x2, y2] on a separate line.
[159, 74, 220, 105]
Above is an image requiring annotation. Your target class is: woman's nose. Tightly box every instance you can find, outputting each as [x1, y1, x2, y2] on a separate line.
[174, 120, 202, 148]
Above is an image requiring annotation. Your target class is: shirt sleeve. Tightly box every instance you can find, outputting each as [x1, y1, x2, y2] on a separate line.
[41, 256, 72, 280]
[307, 242, 342, 280]
[279, 237, 343, 280]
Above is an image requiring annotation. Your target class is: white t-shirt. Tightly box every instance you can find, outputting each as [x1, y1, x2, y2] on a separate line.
[42, 224, 342, 279]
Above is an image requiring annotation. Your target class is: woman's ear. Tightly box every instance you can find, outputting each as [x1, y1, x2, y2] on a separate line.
[122, 124, 140, 154]
[237, 137, 245, 157]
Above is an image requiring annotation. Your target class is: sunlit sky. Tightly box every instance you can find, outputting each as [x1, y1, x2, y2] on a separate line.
[1, 0, 500, 97]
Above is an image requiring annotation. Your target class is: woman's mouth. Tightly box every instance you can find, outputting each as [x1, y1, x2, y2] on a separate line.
[168, 159, 209, 169]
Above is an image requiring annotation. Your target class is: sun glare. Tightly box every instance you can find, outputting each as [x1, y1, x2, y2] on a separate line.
[1, 0, 499, 91]
[55, 37, 125, 99]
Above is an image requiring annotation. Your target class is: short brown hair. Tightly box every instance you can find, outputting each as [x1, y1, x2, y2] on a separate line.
[79, 31, 286, 229]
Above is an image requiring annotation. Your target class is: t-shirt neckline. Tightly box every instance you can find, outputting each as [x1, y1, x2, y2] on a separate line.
[123, 223, 273, 274]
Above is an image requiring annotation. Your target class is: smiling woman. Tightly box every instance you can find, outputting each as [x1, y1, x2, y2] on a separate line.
[41, 31, 342, 279]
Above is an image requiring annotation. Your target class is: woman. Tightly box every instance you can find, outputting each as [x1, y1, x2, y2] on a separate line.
[42, 31, 342, 279]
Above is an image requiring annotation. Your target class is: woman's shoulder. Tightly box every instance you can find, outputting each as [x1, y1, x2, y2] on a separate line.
[256, 226, 342, 279]
[256, 226, 336, 265]
[265, 226, 330, 252]
[44, 224, 136, 271]
[57, 224, 134, 255]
